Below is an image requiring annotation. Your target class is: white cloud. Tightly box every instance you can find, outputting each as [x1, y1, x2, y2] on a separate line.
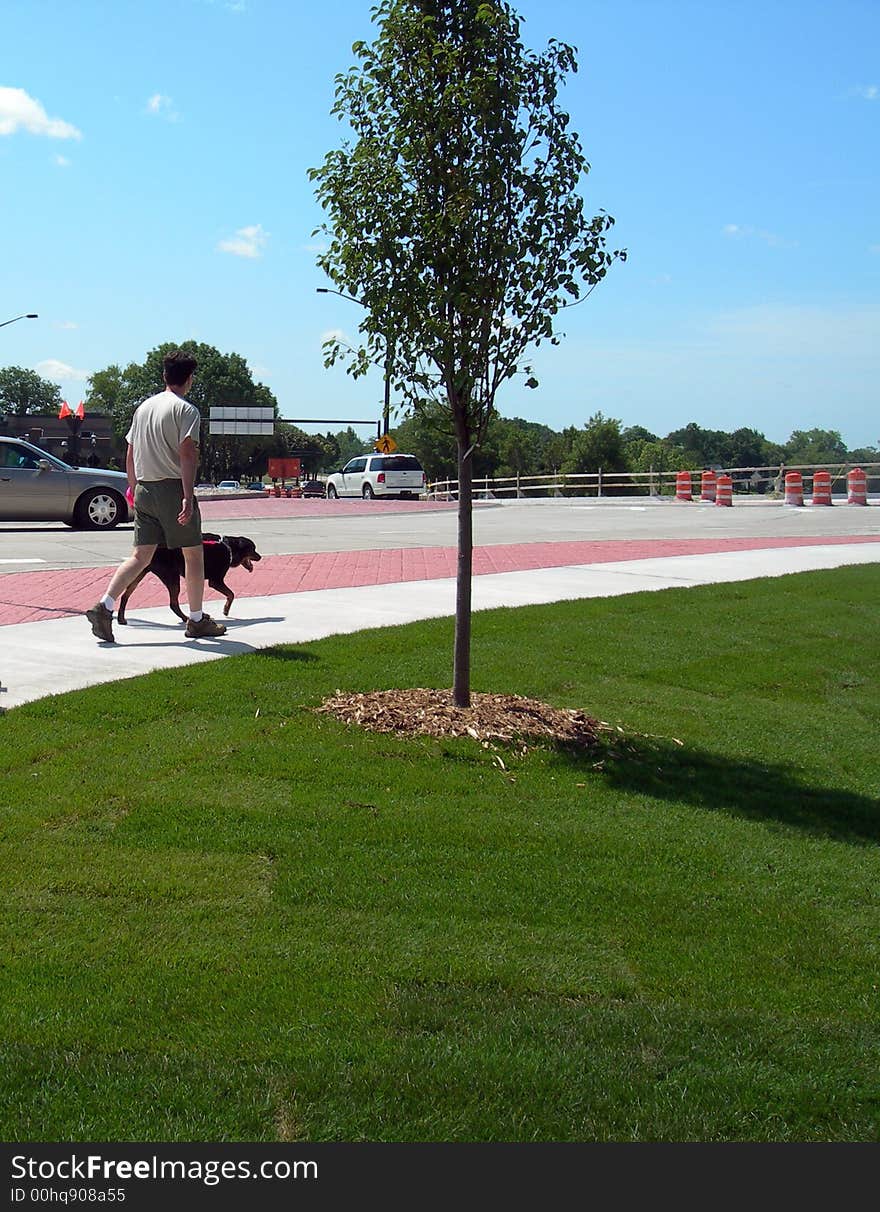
[0, 86, 81, 139]
[36, 358, 89, 382]
[869, 244, 880, 255]
[53, 153, 70, 167]
[145, 93, 179, 121]
[218, 223, 269, 258]
[722, 223, 793, 248]
[57, 321, 79, 330]
[855, 85, 878, 100]
[321, 329, 346, 344]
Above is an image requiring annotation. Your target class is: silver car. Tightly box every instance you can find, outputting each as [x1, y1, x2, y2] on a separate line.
[0, 436, 130, 529]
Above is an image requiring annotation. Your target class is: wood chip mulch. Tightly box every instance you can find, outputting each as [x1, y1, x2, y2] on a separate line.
[315, 688, 601, 750]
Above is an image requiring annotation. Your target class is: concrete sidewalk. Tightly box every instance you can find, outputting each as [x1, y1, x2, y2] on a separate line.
[2, 541, 878, 711]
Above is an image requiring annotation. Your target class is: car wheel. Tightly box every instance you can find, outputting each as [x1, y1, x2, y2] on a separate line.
[74, 488, 125, 530]
[327, 484, 338, 499]
[362, 483, 374, 500]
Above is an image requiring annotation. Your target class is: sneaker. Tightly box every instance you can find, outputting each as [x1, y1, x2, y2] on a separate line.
[185, 613, 227, 639]
[86, 602, 115, 643]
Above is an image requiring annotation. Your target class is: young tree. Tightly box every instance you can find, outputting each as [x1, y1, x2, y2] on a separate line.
[0, 366, 62, 415]
[311, 0, 624, 705]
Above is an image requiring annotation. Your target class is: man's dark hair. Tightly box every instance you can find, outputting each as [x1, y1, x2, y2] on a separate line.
[163, 349, 198, 387]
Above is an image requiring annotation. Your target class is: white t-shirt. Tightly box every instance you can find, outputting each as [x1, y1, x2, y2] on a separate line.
[126, 389, 201, 482]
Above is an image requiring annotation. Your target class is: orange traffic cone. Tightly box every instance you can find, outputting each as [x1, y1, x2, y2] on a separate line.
[675, 470, 693, 501]
[715, 473, 733, 506]
[784, 470, 804, 506]
[700, 469, 716, 502]
[848, 467, 868, 505]
[810, 469, 832, 506]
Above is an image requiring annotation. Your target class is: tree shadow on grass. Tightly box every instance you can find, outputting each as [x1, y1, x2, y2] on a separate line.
[557, 734, 880, 847]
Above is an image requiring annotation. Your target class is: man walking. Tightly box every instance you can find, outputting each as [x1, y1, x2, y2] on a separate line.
[86, 349, 227, 643]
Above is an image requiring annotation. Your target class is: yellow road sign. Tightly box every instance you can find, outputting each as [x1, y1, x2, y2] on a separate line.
[374, 434, 398, 454]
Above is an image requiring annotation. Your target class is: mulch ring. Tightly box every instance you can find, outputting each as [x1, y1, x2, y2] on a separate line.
[315, 687, 602, 751]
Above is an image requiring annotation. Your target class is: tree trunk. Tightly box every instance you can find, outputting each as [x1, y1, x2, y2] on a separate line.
[453, 429, 473, 708]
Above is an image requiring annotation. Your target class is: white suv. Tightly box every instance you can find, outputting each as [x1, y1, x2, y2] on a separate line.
[326, 454, 426, 500]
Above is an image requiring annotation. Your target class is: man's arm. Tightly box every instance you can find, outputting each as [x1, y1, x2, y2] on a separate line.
[125, 444, 136, 494]
[178, 436, 199, 524]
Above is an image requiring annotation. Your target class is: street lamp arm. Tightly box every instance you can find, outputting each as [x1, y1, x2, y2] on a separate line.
[0, 313, 38, 330]
[315, 287, 365, 308]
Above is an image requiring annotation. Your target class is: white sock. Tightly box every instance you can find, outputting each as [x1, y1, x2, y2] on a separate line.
[189, 610, 203, 623]
[100, 595, 115, 611]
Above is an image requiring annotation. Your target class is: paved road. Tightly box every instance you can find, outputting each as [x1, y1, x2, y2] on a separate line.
[1, 495, 877, 571]
[1, 496, 877, 709]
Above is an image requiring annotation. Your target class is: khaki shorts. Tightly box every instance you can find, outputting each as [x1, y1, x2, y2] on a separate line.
[133, 479, 203, 549]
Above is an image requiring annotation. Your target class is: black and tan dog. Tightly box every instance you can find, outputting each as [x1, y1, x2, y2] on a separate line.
[117, 533, 262, 625]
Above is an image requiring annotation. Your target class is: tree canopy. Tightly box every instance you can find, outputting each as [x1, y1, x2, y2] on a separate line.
[784, 428, 848, 465]
[0, 366, 63, 415]
[85, 342, 280, 480]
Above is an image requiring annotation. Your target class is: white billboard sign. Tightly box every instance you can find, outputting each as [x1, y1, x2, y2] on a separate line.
[208, 406, 275, 436]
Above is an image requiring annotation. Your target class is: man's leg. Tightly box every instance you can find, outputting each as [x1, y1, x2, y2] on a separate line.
[181, 544, 205, 615]
[106, 546, 158, 603]
[181, 543, 227, 638]
[86, 545, 157, 642]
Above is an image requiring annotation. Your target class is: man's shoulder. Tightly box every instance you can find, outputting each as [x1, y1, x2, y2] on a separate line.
[136, 389, 172, 412]
[139, 390, 198, 416]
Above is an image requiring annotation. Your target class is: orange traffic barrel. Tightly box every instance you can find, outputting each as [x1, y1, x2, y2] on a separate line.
[784, 470, 804, 506]
[811, 469, 832, 506]
[848, 467, 868, 505]
[700, 469, 716, 501]
[675, 470, 693, 501]
[715, 473, 733, 506]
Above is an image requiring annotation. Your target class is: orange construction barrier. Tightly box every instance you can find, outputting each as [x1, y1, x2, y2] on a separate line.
[811, 469, 832, 506]
[715, 473, 733, 507]
[700, 469, 716, 501]
[848, 467, 868, 505]
[675, 470, 693, 501]
[784, 470, 804, 506]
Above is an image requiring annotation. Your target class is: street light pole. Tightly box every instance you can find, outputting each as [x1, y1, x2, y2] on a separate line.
[316, 288, 391, 435]
[0, 313, 38, 330]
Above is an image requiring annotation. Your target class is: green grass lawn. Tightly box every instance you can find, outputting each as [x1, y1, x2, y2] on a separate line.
[1, 566, 879, 1141]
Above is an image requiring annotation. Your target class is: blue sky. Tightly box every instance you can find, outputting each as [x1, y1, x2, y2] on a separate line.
[2, 0, 878, 448]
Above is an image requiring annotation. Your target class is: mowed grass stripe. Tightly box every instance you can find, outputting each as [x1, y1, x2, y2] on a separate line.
[1, 565, 878, 1140]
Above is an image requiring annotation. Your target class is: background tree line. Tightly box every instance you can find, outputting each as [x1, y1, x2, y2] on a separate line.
[2, 356, 876, 481]
[382, 409, 879, 483]
[1, 346, 341, 481]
